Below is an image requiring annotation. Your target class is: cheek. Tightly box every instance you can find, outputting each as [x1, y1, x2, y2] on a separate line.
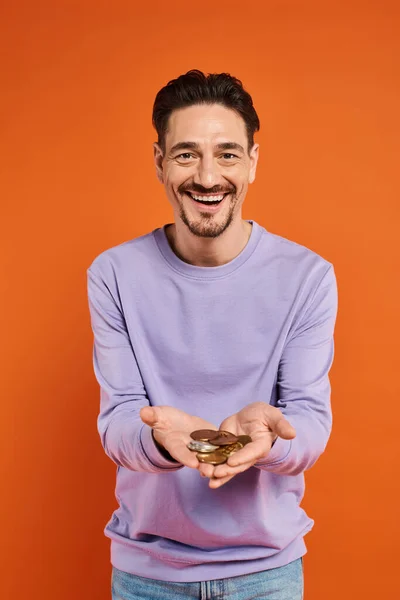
[164, 168, 190, 192]
[234, 182, 247, 198]
[229, 166, 249, 188]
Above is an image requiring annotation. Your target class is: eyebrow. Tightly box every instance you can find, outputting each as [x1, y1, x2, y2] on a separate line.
[169, 141, 245, 154]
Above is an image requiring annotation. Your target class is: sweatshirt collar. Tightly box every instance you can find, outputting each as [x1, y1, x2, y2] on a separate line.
[153, 220, 262, 280]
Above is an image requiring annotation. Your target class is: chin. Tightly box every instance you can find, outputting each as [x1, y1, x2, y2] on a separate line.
[181, 212, 235, 239]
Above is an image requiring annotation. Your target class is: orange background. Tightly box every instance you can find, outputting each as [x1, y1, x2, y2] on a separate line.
[2, 1, 399, 598]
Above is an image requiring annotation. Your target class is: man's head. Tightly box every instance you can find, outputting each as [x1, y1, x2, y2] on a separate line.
[152, 70, 260, 238]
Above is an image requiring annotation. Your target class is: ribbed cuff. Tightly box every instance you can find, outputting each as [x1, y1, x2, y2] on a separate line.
[255, 437, 292, 466]
[139, 425, 184, 471]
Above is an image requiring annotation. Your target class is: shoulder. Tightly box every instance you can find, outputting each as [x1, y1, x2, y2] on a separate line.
[251, 223, 337, 313]
[255, 222, 334, 283]
[86, 228, 160, 279]
[259, 224, 332, 267]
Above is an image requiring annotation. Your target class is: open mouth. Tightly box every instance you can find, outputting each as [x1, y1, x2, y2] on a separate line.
[184, 191, 230, 206]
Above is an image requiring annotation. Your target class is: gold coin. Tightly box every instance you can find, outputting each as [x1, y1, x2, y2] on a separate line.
[197, 450, 227, 465]
[218, 441, 243, 456]
[197, 441, 244, 465]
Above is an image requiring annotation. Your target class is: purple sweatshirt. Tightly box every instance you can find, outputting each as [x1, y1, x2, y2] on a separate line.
[86, 220, 338, 582]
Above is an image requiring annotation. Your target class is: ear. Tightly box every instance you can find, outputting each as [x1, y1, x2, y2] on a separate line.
[153, 142, 164, 184]
[248, 143, 259, 184]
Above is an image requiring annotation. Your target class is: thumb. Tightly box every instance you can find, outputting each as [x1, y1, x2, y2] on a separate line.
[269, 411, 296, 440]
[140, 406, 159, 428]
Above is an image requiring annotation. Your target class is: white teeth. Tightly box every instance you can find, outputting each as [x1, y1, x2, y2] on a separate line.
[190, 194, 225, 202]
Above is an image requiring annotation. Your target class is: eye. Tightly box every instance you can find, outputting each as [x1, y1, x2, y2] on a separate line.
[177, 153, 194, 160]
[222, 153, 238, 160]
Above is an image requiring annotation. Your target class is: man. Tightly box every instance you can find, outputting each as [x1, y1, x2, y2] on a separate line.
[87, 69, 338, 600]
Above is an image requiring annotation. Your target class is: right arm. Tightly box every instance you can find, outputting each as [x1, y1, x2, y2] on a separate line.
[87, 266, 183, 473]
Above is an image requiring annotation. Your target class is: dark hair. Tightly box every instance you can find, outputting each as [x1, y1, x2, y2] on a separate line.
[152, 69, 260, 155]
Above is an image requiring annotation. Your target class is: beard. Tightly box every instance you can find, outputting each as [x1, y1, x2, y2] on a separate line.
[178, 191, 238, 239]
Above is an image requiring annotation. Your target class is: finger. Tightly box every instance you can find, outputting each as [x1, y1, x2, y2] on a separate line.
[179, 451, 199, 469]
[225, 440, 271, 467]
[140, 406, 160, 427]
[209, 474, 235, 489]
[268, 412, 296, 440]
[198, 463, 215, 478]
[212, 459, 255, 479]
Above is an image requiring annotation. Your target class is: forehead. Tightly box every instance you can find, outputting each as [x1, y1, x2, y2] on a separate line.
[166, 104, 247, 148]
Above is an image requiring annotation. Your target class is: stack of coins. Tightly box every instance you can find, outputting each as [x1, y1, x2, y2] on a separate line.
[187, 429, 252, 465]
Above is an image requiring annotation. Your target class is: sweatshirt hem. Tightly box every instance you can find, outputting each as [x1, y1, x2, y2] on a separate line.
[109, 536, 308, 583]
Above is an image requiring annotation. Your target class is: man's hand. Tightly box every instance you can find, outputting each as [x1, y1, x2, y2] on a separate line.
[140, 406, 217, 469]
[198, 402, 296, 488]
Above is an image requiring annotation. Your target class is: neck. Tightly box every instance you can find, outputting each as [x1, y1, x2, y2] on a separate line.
[165, 219, 253, 267]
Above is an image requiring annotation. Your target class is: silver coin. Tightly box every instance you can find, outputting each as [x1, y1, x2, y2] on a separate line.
[187, 440, 219, 453]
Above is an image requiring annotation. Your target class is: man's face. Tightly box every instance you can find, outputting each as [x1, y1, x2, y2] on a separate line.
[153, 104, 259, 238]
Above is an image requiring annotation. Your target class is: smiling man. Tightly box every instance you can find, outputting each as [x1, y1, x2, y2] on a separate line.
[159, 103, 254, 241]
[87, 70, 338, 600]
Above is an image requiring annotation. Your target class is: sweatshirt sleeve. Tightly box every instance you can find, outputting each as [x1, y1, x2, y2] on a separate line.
[255, 264, 338, 475]
[87, 265, 183, 473]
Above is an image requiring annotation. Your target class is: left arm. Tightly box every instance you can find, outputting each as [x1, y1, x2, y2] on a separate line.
[255, 264, 338, 475]
[203, 265, 338, 486]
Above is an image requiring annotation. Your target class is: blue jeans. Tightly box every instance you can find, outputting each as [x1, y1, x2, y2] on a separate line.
[111, 558, 303, 599]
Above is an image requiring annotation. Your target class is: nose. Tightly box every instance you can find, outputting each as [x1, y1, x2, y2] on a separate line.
[192, 154, 221, 189]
